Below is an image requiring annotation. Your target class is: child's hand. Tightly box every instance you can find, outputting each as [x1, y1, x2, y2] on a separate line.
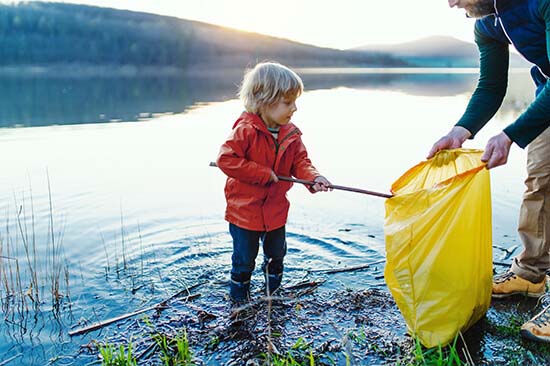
[311, 176, 332, 192]
[269, 171, 279, 183]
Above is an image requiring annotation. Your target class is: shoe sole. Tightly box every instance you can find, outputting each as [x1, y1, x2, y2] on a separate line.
[491, 291, 545, 299]
[521, 329, 550, 343]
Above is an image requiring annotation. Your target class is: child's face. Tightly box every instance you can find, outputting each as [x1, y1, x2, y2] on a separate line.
[259, 95, 297, 129]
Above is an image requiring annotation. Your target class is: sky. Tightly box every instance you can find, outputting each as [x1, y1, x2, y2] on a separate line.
[7, 0, 478, 49]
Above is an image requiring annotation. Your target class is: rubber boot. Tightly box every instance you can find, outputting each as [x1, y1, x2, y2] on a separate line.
[229, 279, 250, 303]
[265, 273, 282, 296]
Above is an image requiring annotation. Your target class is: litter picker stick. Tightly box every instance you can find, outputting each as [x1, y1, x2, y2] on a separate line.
[209, 162, 393, 199]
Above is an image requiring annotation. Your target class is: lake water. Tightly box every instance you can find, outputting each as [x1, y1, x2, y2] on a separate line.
[0, 68, 536, 365]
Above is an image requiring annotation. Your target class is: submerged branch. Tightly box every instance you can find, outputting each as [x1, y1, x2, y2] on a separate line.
[0, 353, 23, 366]
[310, 260, 385, 275]
[69, 282, 205, 337]
[69, 293, 200, 337]
[285, 279, 326, 291]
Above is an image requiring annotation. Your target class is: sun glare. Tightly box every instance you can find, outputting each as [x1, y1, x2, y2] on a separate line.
[166, 0, 475, 49]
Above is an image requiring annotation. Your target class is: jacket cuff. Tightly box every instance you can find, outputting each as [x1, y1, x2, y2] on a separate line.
[258, 168, 273, 185]
[454, 123, 477, 140]
[503, 125, 529, 149]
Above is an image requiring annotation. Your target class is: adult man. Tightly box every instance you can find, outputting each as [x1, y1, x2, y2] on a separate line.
[428, 0, 550, 342]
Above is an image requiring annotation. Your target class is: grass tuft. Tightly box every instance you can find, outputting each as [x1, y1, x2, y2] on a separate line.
[99, 340, 138, 366]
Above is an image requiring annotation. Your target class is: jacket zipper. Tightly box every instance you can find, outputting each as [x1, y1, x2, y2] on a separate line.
[272, 128, 299, 170]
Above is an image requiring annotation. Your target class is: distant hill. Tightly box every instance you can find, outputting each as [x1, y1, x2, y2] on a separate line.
[354, 35, 530, 68]
[0, 2, 407, 72]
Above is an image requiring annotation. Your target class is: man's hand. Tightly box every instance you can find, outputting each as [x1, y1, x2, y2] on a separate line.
[481, 132, 513, 169]
[311, 176, 332, 193]
[427, 126, 472, 159]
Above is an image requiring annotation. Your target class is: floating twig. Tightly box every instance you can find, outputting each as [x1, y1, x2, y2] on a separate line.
[69, 283, 204, 336]
[310, 260, 385, 275]
[0, 353, 23, 366]
[285, 279, 325, 291]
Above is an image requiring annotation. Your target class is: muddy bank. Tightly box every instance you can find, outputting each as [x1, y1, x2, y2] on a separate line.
[75, 272, 550, 365]
[80, 282, 411, 365]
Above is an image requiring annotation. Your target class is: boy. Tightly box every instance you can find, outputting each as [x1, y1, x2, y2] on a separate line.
[216, 62, 331, 302]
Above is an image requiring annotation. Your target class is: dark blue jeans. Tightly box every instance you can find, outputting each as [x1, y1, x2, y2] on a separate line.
[229, 223, 287, 283]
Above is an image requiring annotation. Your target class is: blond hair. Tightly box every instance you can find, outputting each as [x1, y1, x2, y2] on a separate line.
[238, 62, 304, 113]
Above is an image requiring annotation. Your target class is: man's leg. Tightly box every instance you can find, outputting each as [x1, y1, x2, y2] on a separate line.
[229, 223, 261, 302]
[493, 126, 550, 297]
[261, 226, 287, 295]
[510, 69, 550, 342]
[512, 126, 550, 281]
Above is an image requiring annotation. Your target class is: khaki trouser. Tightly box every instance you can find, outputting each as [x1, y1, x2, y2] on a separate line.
[511, 126, 550, 283]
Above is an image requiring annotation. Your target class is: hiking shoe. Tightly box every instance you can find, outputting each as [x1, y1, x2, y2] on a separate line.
[492, 271, 546, 298]
[521, 305, 550, 342]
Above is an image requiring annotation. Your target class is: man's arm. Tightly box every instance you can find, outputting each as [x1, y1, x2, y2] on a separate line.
[455, 24, 509, 137]
[427, 23, 509, 159]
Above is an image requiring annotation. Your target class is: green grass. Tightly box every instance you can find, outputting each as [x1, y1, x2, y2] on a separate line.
[154, 330, 193, 366]
[262, 338, 316, 366]
[347, 327, 367, 346]
[206, 335, 220, 351]
[398, 335, 469, 366]
[491, 318, 524, 338]
[268, 351, 315, 366]
[99, 341, 137, 366]
[97, 324, 194, 366]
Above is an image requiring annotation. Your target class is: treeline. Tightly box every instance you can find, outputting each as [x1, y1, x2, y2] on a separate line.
[0, 2, 189, 66]
[0, 2, 406, 69]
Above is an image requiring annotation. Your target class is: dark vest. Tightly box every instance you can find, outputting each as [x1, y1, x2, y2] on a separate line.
[475, 0, 550, 79]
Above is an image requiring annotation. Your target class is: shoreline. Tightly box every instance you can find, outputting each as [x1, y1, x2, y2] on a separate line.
[0, 64, 531, 79]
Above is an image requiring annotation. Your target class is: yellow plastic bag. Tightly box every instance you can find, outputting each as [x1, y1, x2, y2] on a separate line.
[384, 149, 492, 348]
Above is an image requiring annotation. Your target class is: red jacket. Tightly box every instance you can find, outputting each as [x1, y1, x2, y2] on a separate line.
[216, 112, 320, 231]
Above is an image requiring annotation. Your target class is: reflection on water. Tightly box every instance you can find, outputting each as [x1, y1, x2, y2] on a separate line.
[0, 73, 241, 127]
[0, 68, 538, 365]
[0, 67, 533, 128]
